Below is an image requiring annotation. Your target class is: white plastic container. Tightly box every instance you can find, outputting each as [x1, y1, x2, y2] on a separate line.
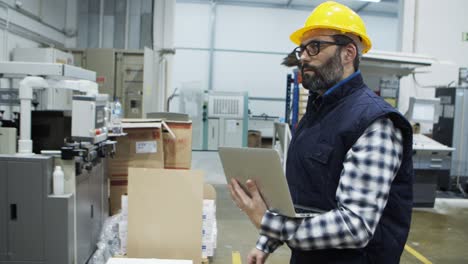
[53, 165, 64, 195]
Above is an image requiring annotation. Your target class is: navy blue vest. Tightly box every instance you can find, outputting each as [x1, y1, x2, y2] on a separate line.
[287, 72, 413, 264]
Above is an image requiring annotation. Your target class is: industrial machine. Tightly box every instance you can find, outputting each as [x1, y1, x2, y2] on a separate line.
[69, 48, 159, 118]
[412, 134, 454, 206]
[12, 48, 75, 112]
[406, 97, 441, 125]
[0, 61, 114, 264]
[71, 94, 110, 144]
[404, 96, 454, 206]
[206, 91, 248, 150]
[433, 70, 468, 193]
[0, 152, 110, 264]
[178, 89, 248, 150]
[12, 48, 160, 119]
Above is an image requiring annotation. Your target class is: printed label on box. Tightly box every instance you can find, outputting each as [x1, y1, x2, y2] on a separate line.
[136, 141, 157, 153]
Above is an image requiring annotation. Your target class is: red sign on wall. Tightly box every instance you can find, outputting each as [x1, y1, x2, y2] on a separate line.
[96, 76, 106, 83]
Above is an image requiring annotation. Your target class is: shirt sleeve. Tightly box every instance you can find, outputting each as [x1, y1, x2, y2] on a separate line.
[255, 117, 404, 253]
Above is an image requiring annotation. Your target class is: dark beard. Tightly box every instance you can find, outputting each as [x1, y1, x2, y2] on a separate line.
[301, 49, 344, 93]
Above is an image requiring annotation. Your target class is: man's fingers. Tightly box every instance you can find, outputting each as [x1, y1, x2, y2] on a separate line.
[247, 253, 255, 264]
[228, 180, 248, 210]
[256, 252, 265, 264]
[231, 178, 251, 204]
[246, 179, 262, 200]
[228, 183, 242, 208]
[247, 249, 263, 264]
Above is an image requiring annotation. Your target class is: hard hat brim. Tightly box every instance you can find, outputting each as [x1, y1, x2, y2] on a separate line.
[290, 25, 372, 54]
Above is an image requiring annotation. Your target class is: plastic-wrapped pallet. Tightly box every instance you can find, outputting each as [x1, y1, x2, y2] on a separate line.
[119, 195, 129, 254]
[202, 199, 217, 258]
[88, 214, 123, 264]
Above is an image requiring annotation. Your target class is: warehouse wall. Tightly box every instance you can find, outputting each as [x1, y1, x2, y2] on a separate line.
[398, 0, 468, 114]
[77, 0, 153, 49]
[172, 2, 400, 118]
[0, 0, 76, 62]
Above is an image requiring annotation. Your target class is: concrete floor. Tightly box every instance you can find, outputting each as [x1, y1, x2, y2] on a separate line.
[193, 151, 468, 264]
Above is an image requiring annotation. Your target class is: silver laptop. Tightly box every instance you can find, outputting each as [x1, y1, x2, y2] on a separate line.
[219, 147, 325, 218]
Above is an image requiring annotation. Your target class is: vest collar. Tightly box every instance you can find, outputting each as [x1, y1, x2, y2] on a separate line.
[307, 70, 364, 112]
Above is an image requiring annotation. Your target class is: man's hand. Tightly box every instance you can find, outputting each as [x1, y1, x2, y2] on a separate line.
[228, 178, 267, 229]
[247, 248, 269, 264]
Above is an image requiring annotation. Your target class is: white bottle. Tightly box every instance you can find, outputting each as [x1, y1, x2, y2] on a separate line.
[53, 166, 65, 195]
[112, 99, 123, 134]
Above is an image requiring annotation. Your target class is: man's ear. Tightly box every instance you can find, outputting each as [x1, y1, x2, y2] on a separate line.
[342, 43, 357, 65]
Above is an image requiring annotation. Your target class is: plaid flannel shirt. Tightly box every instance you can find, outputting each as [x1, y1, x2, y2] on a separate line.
[256, 117, 404, 253]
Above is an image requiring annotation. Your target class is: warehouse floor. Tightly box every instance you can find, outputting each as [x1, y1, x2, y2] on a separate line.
[192, 151, 468, 264]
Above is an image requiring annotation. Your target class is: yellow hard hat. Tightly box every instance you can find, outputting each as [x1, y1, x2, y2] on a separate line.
[290, 1, 372, 54]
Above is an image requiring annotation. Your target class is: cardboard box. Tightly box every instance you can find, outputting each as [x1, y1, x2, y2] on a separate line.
[248, 130, 262, 148]
[109, 119, 171, 214]
[113, 176, 217, 260]
[109, 121, 166, 179]
[163, 121, 192, 169]
[127, 168, 204, 264]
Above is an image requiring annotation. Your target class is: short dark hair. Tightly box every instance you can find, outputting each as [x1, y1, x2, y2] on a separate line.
[332, 34, 361, 71]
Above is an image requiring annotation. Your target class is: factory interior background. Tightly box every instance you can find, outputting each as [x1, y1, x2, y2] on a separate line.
[0, 0, 467, 263]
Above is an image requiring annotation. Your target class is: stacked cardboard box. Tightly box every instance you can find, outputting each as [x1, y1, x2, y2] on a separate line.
[126, 168, 204, 264]
[109, 119, 193, 215]
[248, 130, 262, 148]
[111, 172, 217, 263]
[109, 120, 166, 215]
[163, 121, 193, 170]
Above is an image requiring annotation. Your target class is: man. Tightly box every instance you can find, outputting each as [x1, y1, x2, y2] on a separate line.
[228, 1, 414, 263]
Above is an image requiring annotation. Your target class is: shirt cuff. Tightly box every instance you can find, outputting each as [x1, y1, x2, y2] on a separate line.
[255, 234, 283, 253]
[259, 210, 286, 240]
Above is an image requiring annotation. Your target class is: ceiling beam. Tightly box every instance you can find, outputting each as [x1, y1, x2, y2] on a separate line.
[176, 0, 398, 17]
[177, 0, 312, 10]
[356, 2, 371, 13]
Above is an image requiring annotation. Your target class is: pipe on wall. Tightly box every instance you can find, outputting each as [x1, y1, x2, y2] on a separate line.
[18, 76, 48, 155]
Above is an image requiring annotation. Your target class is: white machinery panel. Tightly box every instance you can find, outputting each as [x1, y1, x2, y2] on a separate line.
[0, 58, 96, 112]
[0, 127, 16, 154]
[72, 95, 108, 143]
[35, 87, 73, 111]
[205, 91, 248, 150]
[13, 48, 74, 65]
[222, 119, 243, 148]
[208, 94, 244, 118]
[208, 119, 219, 151]
[0, 62, 96, 81]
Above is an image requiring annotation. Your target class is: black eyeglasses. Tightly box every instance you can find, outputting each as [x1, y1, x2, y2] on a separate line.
[293, 40, 347, 60]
